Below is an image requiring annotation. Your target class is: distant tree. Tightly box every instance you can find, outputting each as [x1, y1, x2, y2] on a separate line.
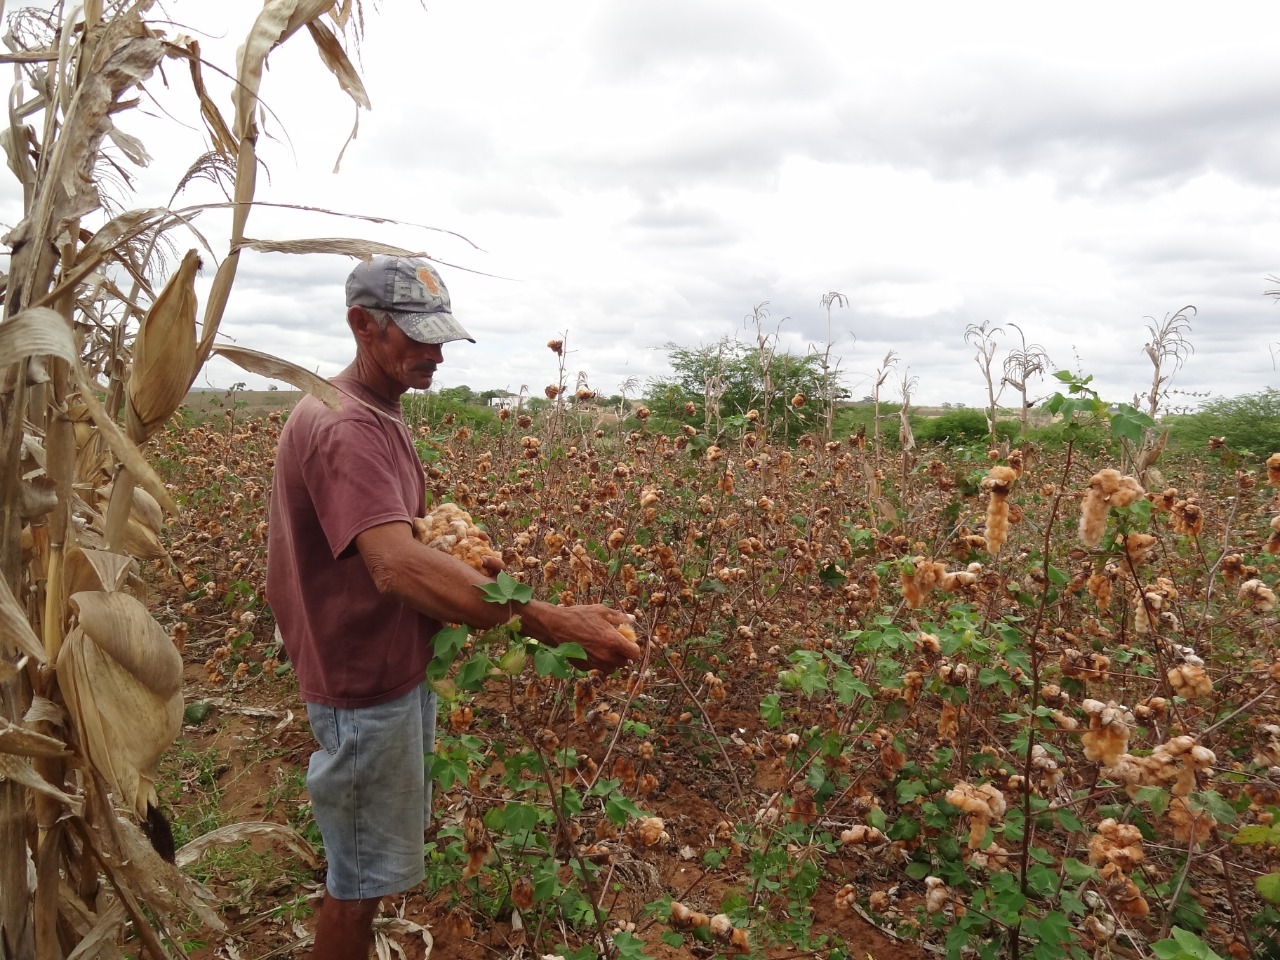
[438, 385, 477, 405]
[1000, 323, 1051, 438]
[964, 321, 1005, 443]
[647, 336, 827, 439]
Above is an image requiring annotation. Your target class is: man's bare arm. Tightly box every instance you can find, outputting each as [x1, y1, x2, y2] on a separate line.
[355, 521, 641, 672]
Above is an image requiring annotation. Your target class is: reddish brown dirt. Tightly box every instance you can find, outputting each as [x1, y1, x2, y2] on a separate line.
[166, 668, 930, 960]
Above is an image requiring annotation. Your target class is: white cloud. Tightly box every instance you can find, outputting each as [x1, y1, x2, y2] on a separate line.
[8, 0, 1279, 411]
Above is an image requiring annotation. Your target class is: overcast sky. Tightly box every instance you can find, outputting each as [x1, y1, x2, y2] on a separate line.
[10, 1, 1280, 410]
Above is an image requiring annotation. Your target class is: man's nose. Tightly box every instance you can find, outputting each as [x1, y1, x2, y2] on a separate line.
[425, 343, 444, 363]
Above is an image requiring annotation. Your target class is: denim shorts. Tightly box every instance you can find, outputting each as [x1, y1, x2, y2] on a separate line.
[305, 683, 437, 900]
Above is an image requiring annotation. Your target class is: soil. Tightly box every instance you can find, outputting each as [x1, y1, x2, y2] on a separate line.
[165, 671, 928, 960]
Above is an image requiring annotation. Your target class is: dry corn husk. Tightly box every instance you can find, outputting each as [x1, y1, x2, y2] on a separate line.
[125, 249, 200, 443]
[57, 591, 183, 818]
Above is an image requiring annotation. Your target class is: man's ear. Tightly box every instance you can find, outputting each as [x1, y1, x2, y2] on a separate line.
[348, 305, 376, 341]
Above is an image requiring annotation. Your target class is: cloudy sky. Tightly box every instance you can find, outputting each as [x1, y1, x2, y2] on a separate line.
[11, 0, 1280, 409]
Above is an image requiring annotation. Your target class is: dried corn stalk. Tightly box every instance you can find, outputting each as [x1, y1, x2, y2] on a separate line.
[0, 2, 377, 957]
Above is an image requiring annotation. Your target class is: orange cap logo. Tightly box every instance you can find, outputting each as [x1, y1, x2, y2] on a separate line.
[416, 266, 440, 295]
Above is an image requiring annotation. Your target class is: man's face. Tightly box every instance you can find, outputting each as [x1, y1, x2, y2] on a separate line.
[375, 317, 445, 392]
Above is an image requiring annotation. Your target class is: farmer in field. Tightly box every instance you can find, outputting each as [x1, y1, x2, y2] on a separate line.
[266, 255, 641, 960]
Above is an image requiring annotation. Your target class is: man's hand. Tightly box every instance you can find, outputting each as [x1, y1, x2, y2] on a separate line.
[533, 603, 641, 673]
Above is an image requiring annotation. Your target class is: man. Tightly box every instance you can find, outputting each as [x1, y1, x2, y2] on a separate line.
[266, 255, 641, 960]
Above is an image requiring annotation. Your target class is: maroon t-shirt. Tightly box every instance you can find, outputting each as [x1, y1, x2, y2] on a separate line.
[266, 374, 440, 707]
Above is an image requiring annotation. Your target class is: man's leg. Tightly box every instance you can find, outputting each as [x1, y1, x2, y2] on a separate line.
[311, 892, 381, 960]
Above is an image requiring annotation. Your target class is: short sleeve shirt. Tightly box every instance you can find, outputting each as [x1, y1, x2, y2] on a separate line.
[266, 374, 440, 707]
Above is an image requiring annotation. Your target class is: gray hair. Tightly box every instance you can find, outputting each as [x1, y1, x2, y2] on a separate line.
[363, 307, 394, 332]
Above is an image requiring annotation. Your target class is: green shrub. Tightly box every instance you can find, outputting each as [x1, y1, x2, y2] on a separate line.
[403, 392, 500, 432]
[913, 409, 1018, 446]
[1165, 388, 1280, 457]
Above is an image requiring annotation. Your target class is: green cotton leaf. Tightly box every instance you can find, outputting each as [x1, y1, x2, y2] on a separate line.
[1231, 824, 1276, 845]
[867, 806, 888, 832]
[1060, 857, 1096, 883]
[533, 642, 582, 679]
[1109, 410, 1150, 445]
[833, 669, 872, 704]
[1257, 872, 1280, 906]
[1133, 785, 1170, 818]
[759, 693, 783, 728]
[904, 861, 931, 880]
[476, 571, 534, 605]
[1056, 810, 1084, 833]
[1187, 790, 1236, 826]
[605, 793, 645, 825]
[455, 652, 493, 692]
[887, 817, 920, 841]
[819, 563, 847, 588]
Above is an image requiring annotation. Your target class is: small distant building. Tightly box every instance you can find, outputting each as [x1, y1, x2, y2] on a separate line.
[488, 393, 519, 410]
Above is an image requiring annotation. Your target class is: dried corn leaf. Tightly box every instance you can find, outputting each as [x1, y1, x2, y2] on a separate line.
[0, 307, 78, 367]
[88, 810, 225, 934]
[305, 18, 370, 110]
[235, 237, 433, 259]
[0, 719, 69, 760]
[126, 249, 199, 442]
[11, 24, 165, 258]
[62, 898, 127, 960]
[213, 345, 343, 409]
[176, 821, 320, 870]
[0, 754, 82, 814]
[175, 38, 237, 159]
[234, 0, 336, 139]
[0, 572, 46, 663]
[72, 365, 178, 515]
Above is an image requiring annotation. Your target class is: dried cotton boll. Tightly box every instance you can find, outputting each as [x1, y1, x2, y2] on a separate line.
[1081, 700, 1136, 767]
[1098, 863, 1150, 918]
[1133, 591, 1162, 634]
[981, 466, 1017, 554]
[924, 876, 950, 914]
[1268, 452, 1280, 486]
[982, 465, 1018, 497]
[945, 781, 1007, 849]
[1031, 745, 1063, 790]
[840, 825, 886, 845]
[412, 503, 504, 573]
[1167, 663, 1213, 699]
[669, 902, 709, 930]
[1088, 818, 1145, 871]
[1079, 489, 1110, 548]
[900, 557, 947, 608]
[634, 817, 669, 847]
[1239, 578, 1277, 613]
[1082, 915, 1117, 944]
[1087, 566, 1117, 608]
[1123, 532, 1158, 564]
[1169, 796, 1216, 847]
[915, 632, 942, 654]
[1079, 469, 1144, 546]
[834, 884, 857, 912]
[968, 842, 1010, 872]
[1171, 498, 1205, 537]
[984, 495, 1011, 555]
[1133, 696, 1169, 723]
[1267, 517, 1280, 555]
[938, 701, 961, 741]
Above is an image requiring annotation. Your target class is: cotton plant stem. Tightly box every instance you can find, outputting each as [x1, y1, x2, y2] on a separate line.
[1011, 441, 1074, 960]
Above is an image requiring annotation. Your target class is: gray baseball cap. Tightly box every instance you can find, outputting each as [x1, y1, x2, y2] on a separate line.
[345, 256, 475, 344]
